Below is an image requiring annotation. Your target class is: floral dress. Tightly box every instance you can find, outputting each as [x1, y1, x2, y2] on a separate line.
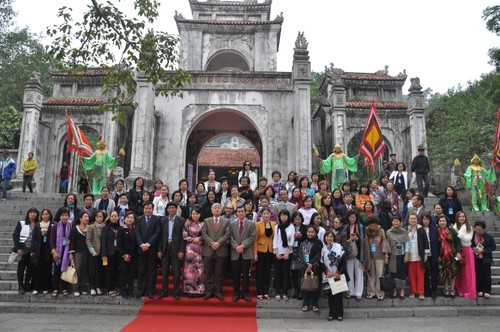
[183, 220, 205, 296]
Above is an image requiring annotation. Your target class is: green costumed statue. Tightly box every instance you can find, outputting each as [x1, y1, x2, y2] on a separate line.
[316, 144, 358, 191]
[463, 154, 496, 212]
[83, 140, 116, 195]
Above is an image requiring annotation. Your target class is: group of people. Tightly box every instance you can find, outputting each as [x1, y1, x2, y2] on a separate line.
[10, 155, 498, 322]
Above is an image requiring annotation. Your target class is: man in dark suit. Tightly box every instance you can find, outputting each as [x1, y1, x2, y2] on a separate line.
[202, 203, 230, 300]
[274, 189, 298, 216]
[230, 205, 256, 302]
[157, 202, 186, 300]
[405, 194, 429, 225]
[336, 193, 359, 218]
[135, 201, 161, 298]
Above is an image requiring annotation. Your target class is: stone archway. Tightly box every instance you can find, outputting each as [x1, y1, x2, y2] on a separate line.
[185, 108, 262, 188]
[205, 50, 250, 72]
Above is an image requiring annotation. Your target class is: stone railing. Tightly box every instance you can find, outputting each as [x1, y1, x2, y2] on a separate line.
[188, 71, 292, 87]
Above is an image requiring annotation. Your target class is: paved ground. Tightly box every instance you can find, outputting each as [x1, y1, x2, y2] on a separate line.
[1, 313, 499, 331]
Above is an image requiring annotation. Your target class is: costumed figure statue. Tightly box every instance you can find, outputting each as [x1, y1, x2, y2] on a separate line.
[315, 144, 358, 191]
[463, 154, 496, 211]
[83, 140, 117, 195]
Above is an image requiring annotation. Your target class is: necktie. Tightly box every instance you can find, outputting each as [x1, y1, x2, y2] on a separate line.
[347, 205, 351, 211]
[214, 218, 219, 232]
[239, 220, 244, 236]
[146, 217, 150, 223]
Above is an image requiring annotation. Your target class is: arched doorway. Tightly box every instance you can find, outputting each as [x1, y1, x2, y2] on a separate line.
[347, 131, 392, 185]
[185, 108, 263, 190]
[205, 50, 250, 72]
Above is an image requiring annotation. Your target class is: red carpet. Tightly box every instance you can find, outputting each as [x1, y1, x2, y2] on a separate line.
[122, 273, 257, 332]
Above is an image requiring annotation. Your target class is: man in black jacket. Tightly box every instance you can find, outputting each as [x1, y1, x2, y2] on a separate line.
[411, 146, 430, 198]
[135, 202, 161, 298]
[157, 202, 186, 300]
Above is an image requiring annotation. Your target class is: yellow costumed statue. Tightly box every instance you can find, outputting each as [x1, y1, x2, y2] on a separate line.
[83, 140, 116, 195]
[463, 154, 496, 212]
[316, 144, 358, 191]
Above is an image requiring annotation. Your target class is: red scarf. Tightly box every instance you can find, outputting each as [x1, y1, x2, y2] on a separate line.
[439, 227, 452, 259]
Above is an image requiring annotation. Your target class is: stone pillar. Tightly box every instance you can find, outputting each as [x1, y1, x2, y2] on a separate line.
[127, 74, 155, 187]
[331, 85, 347, 151]
[407, 77, 427, 159]
[16, 72, 44, 190]
[292, 32, 312, 176]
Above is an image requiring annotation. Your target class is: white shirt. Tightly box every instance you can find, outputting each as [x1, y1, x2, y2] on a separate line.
[453, 224, 473, 247]
[152, 196, 170, 216]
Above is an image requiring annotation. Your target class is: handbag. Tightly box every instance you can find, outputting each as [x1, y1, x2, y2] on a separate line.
[379, 264, 395, 291]
[61, 259, 78, 284]
[438, 266, 445, 286]
[345, 240, 358, 260]
[328, 274, 349, 295]
[8, 250, 21, 264]
[300, 271, 319, 292]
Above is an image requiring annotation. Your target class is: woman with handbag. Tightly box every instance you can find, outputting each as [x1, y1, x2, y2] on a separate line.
[344, 210, 364, 300]
[386, 216, 409, 299]
[50, 208, 72, 296]
[31, 209, 54, 294]
[272, 210, 295, 301]
[437, 215, 461, 298]
[69, 211, 90, 296]
[12, 207, 39, 294]
[290, 211, 307, 299]
[364, 216, 390, 300]
[453, 211, 476, 298]
[300, 225, 323, 312]
[321, 230, 347, 321]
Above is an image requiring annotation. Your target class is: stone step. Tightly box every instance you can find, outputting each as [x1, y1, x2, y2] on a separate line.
[0, 270, 16, 281]
[0, 301, 140, 315]
[0, 291, 142, 306]
[0, 280, 19, 291]
[256, 303, 500, 319]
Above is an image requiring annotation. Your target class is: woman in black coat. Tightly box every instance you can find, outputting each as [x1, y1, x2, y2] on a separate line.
[117, 211, 137, 298]
[300, 225, 323, 312]
[30, 209, 54, 294]
[101, 210, 121, 296]
[54, 194, 81, 223]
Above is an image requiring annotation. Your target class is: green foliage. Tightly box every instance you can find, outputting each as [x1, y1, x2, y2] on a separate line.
[310, 71, 325, 112]
[0, 106, 22, 148]
[46, 0, 192, 121]
[426, 72, 500, 169]
[483, 5, 500, 71]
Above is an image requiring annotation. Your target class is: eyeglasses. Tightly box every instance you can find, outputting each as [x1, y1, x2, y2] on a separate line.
[244, 163, 250, 166]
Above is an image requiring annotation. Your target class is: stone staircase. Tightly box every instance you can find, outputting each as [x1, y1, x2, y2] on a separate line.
[0, 193, 499, 317]
[0, 192, 141, 315]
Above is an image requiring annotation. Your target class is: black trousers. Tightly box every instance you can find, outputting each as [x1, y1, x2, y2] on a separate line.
[415, 173, 429, 197]
[231, 255, 251, 296]
[53, 263, 69, 292]
[17, 254, 34, 289]
[273, 256, 291, 296]
[204, 254, 226, 295]
[475, 258, 492, 293]
[328, 291, 344, 318]
[137, 249, 158, 296]
[89, 255, 105, 290]
[105, 250, 120, 292]
[34, 258, 53, 292]
[424, 259, 439, 296]
[256, 251, 273, 295]
[120, 257, 137, 296]
[161, 245, 182, 295]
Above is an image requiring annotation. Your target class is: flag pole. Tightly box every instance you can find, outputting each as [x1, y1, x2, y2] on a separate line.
[79, 157, 93, 194]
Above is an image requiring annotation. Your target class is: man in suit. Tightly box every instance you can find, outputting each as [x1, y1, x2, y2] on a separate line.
[230, 205, 256, 302]
[157, 202, 186, 300]
[274, 189, 297, 216]
[135, 201, 161, 298]
[201, 203, 230, 300]
[405, 194, 429, 225]
[336, 193, 359, 218]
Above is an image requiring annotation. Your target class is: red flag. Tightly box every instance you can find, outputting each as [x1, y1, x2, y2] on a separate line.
[65, 111, 93, 157]
[492, 109, 500, 169]
[360, 101, 386, 170]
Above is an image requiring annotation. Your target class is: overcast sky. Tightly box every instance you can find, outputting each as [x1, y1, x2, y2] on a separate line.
[13, 0, 498, 94]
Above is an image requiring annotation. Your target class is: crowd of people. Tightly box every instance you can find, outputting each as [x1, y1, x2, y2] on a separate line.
[10, 157, 498, 322]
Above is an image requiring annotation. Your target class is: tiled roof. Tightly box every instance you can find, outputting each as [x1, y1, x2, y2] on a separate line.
[189, 0, 271, 7]
[198, 148, 260, 167]
[43, 97, 105, 106]
[51, 69, 109, 77]
[340, 73, 405, 81]
[347, 101, 408, 109]
[176, 19, 276, 25]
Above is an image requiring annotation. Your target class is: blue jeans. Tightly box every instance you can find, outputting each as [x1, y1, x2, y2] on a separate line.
[59, 179, 68, 193]
[2, 178, 10, 199]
